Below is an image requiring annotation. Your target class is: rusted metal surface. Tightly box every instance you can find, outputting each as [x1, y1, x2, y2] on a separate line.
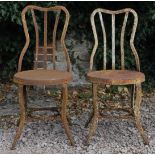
[12, 5, 74, 149]
[14, 70, 72, 85]
[11, 85, 26, 150]
[87, 8, 148, 145]
[133, 84, 149, 145]
[61, 84, 75, 146]
[87, 70, 145, 85]
[44, 11, 48, 69]
[87, 83, 98, 145]
[53, 11, 61, 69]
[18, 5, 71, 72]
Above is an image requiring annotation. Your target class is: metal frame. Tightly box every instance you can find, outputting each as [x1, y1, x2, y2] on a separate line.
[86, 8, 148, 145]
[11, 5, 74, 149]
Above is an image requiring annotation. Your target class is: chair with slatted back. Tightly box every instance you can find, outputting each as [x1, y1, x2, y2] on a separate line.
[86, 8, 149, 145]
[11, 5, 74, 149]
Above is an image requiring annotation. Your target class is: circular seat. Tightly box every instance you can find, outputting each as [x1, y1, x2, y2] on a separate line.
[14, 69, 72, 85]
[87, 70, 145, 85]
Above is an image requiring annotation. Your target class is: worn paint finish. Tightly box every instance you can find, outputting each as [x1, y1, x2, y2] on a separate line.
[90, 8, 140, 71]
[87, 70, 145, 85]
[87, 8, 148, 145]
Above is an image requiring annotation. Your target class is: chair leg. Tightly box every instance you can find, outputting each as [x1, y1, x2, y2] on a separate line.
[61, 84, 74, 146]
[67, 115, 72, 126]
[11, 85, 26, 150]
[85, 111, 94, 128]
[87, 83, 98, 145]
[85, 84, 94, 128]
[16, 86, 27, 127]
[128, 84, 136, 116]
[23, 85, 27, 109]
[60, 90, 72, 126]
[131, 84, 135, 107]
[133, 83, 149, 145]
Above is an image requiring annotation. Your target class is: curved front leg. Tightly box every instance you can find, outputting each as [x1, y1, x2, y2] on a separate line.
[61, 84, 74, 146]
[11, 85, 26, 150]
[134, 83, 149, 145]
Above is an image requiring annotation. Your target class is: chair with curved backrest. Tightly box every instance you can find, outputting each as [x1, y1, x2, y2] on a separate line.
[86, 8, 149, 145]
[11, 5, 74, 149]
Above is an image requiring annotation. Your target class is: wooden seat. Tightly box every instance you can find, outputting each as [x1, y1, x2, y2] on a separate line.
[86, 8, 149, 145]
[11, 5, 74, 149]
[87, 70, 145, 85]
[14, 70, 72, 85]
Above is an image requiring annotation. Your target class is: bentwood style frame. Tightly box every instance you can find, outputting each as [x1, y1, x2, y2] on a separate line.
[11, 5, 74, 149]
[86, 8, 149, 145]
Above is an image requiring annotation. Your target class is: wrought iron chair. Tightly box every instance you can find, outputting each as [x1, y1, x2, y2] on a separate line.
[86, 8, 149, 145]
[11, 5, 74, 149]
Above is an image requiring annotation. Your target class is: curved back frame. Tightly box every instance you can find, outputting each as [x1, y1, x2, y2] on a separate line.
[18, 5, 71, 72]
[90, 8, 140, 72]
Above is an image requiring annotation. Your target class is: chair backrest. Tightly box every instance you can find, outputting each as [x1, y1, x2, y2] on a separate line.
[90, 8, 140, 72]
[18, 5, 71, 72]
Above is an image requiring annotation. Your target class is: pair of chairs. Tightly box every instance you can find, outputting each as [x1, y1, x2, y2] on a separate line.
[11, 5, 148, 149]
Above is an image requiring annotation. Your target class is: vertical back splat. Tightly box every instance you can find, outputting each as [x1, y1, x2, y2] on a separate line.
[89, 8, 140, 72]
[31, 9, 39, 69]
[18, 5, 71, 73]
[120, 12, 129, 70]
[112, 14, 115, 70]
[44, 11, 48, 69]
[53, 11, 61, 70]
[98, 12, 107, 70]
